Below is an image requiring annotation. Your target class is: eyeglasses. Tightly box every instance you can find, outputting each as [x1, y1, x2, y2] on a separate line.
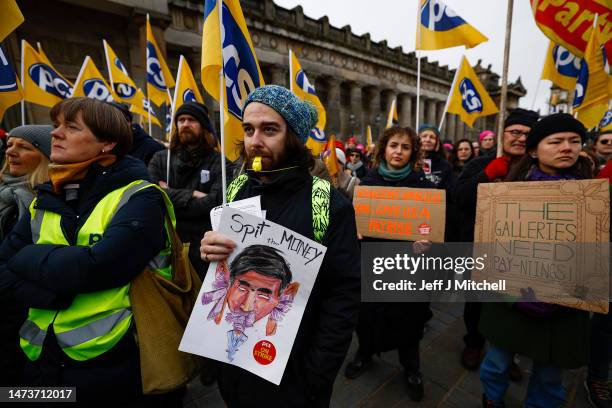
[599, 139, 612, 145]
[505, 129, 529, 137]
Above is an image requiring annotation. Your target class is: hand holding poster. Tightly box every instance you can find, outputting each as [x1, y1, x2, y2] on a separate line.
[473, 179, 610, 313]
[180, 208, 327, 385]
[353, 185, 446, 242]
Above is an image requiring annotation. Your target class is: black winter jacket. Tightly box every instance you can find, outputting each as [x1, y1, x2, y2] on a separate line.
[217, 167, 361, 408]
[453, 155, 494, 242]
[0, 156, 167, 400]
[423, 152, 452, 189]
[127, 124, 164, 166]
[148, 146, 226, 276]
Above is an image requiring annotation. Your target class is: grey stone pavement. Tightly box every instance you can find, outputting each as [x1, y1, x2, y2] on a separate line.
[183, 302, 597, 408]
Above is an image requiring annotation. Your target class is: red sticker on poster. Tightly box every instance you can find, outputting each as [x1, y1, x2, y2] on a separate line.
[253, 340, 276, 365]
[418, 223, 431, 234]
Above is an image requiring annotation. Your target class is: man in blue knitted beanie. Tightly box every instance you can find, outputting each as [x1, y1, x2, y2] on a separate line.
[200, 85, 361, 406]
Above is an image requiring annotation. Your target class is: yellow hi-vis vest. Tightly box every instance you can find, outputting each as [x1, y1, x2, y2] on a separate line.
[19, 180, 176, 362]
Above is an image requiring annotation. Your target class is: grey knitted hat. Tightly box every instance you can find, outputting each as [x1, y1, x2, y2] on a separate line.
[242, 85, 318, 144]
[8, 125, 53, 158]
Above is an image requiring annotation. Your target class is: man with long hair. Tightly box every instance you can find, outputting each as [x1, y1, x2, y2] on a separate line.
[200, 85, 360, 407]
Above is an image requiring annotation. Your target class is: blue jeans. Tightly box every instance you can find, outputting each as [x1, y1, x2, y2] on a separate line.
[480, 345, 565, 408]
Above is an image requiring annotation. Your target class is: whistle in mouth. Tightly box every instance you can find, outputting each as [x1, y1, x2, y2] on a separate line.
[253, 156, 263, 172]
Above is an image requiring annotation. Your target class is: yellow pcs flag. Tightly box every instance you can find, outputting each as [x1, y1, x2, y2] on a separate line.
[0, 43, 22, 121]
[72, 56, 117, 102]
[366, 125, 373, 147]
[417, 0, 488, 50]
[599, 109, 612, 132]
[386, 98, 398, 128]
[200, 0, 265, 161]
[573, 26, 611, 130]
[323, 134, 340, 177]
[169, 55, 204, 133]
[447, 56, 499, 128]
[130, 88, 161, 128]
[0, 0, 24, 42]
[22, 40, 73, 107]
[146, 15, 175, 107]
[104, 40, 141, 107]
[290, 50, 327, 155]
[541, 41, 581, 91]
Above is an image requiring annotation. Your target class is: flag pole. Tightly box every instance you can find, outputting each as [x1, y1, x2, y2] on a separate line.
[218, 0, 227, 205]
[415, 0, 422, 131]
[496, 0, 514, 157]
[166, 55, 184, 188]
[20, 39, 25, 126]
[438, 55, 462, 131]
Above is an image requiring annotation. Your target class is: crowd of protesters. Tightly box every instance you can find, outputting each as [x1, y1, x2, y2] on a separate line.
[0, 87, 610, 408]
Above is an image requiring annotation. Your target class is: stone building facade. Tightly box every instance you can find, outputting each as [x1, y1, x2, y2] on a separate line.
[5, 0, 526, 143]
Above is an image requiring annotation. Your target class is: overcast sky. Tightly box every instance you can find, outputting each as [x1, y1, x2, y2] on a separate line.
[274, 0, 550, 113]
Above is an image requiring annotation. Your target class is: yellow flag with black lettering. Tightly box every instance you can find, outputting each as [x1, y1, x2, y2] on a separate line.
[446, 56, 499, 127]
[146, 14, 175, 107]
[22, 40, 73, 107]
[0, 43, 22, 121]
[103, 40, 141, 107]
[72, 56, 117, 102]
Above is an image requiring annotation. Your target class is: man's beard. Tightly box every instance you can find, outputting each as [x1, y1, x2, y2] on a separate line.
[246, 149, 287, 171]
[178, 129, 202, 146]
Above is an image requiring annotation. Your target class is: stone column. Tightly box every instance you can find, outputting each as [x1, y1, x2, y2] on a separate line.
[326, 78, 341, 135]
[270, 65, 287, 88]
[456, 118, 465, 139]
[436, 101, 446, 137]
[349, 82, 363, 139]
[399, 93, 413, 127]
[367, 87, 381, 132]
[426, 99, 437, 126]
[418, 97, 426, 128]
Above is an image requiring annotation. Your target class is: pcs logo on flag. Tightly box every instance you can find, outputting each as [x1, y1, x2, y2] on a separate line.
[183, 89, 197, 103]
[552, 45, 581, 78]
[600, 111, 612, 129]
[310, 128, 326, 142]
[459, 78, 483, 114]
[28, 64, 72, 98]
[221, 2, 261, 119]
[573, 64, 588, 107]
[0, 46, 19, 92]
[83, 79, 114, 102]
[296, 70, 316, 95]
[113, 83, 136, 99]
[146, 42, 167, 90]
[421, 0, 463, 32]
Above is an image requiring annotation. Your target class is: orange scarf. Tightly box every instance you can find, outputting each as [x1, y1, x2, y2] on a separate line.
[49, 154, 116, 193]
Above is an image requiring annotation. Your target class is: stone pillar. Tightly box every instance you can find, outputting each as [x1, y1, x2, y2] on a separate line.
[447, 114, 456, 142]
[436, 101, 446, 137]
[326, 78, 341, 135]
[367, 87, 381, 132]
[456, 118, 465, 140]
[399, 93, 413, 127]
[418, 97, 426, 128]
[426, 99, 437, 126]
[349, 82, 363, 139]
[270, 65, 287, 88]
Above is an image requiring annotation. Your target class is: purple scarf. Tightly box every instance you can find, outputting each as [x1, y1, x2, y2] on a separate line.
[526, 165, 579, 181]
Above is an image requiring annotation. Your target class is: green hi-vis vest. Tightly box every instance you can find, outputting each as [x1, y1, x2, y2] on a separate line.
[20, 180, 176, 362]
[227, 174, 330, 243]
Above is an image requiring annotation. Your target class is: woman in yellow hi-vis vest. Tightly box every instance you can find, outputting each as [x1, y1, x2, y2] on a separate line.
[0, 98, 180, 407]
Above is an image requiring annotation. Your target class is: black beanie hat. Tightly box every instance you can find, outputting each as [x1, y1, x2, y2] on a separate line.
[504, 108, 539, 129]
[526, 113, 587, 151]
[175, 102, 215, 135]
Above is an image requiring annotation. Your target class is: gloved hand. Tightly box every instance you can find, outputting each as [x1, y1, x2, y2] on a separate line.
[515, 287, 557, 318]
[484, 156, 511, 181]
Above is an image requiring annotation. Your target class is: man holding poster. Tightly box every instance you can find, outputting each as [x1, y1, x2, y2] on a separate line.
[198, 85, 360, 407]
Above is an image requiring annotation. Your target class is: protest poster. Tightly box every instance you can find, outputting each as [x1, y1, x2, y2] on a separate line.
[473, 179, 610, 313]
[179, 208, 327, 385]
[353, 185, 446, 242]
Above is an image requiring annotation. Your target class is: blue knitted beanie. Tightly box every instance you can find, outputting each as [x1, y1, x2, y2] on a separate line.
[242, 85, 318, 143]
[418, 124, 440, 137]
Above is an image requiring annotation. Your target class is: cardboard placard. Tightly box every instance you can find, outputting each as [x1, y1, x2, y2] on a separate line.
[473, 179, 610, 313]
[353, 185, 446, 242]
